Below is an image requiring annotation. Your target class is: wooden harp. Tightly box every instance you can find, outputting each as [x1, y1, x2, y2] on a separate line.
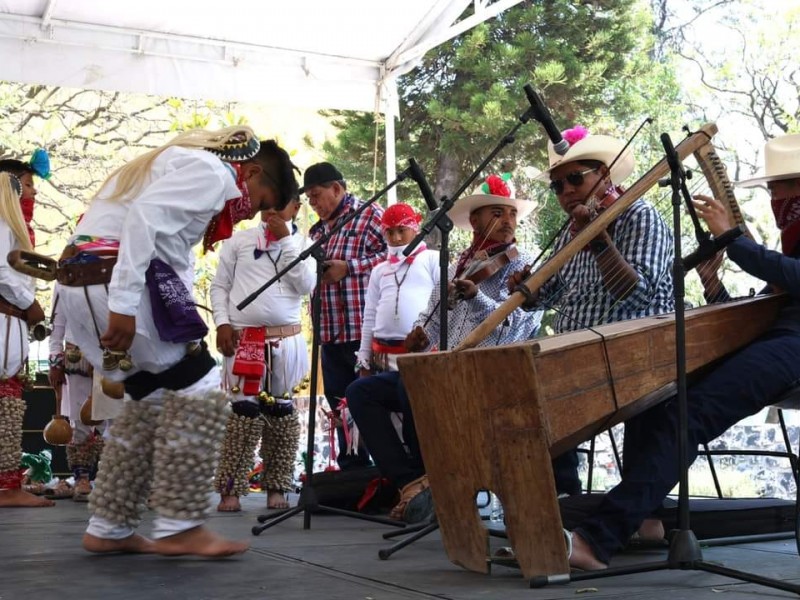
[457, 122, 733, 351]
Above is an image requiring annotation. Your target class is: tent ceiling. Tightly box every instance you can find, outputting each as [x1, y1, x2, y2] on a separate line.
[0, 0, 523, 113]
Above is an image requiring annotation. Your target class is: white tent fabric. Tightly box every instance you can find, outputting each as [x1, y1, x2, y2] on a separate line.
[0, 0, 523, 199]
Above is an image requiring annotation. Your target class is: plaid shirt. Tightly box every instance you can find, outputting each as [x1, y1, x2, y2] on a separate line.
[539, 199, 675, 333]
[310, 193, 387, 343]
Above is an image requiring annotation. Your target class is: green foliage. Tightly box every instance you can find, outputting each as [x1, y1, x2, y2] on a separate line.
[321, 0, 683, 251]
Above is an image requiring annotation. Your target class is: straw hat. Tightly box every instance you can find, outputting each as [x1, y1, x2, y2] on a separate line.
[449, 174, 536, 231]
[535, 126, 635, 185]
[736, 133, 800, 188]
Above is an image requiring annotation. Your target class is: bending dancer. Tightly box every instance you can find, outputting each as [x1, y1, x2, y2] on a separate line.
[57, 127, 299, 556]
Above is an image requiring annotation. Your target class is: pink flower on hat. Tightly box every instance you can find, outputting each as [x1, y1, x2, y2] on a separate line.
[563, 125, 589, 146]
[482, 174, 511, 197]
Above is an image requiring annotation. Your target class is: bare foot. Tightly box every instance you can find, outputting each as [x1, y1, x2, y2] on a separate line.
[0, 488, 56, 507]
[153, 526, 249, 557]
[569, 531, 608, 571]
[636, 518, 665, 541]
[267, 489, 289, 509]
[83, 532, 155, 554]
[216, 495, 241, 512]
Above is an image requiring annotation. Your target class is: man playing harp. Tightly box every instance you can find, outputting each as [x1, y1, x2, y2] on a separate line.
[568, 132, 800, 570]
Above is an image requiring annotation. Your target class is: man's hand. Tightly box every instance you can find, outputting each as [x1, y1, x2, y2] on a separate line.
[570, 204, 596, 233]
[404, 325, 430, 353]
[693, 194, 734, 237]
[322, 260, 348, 284]
[216, 324, 239, 357]
[264, 211, 291, 240]
[48, 364, 65, 389]
[507, 266, 532, 295]
[447, 279, 478, 309]
[24, 300, 45, 325]
[100, 312, 136, 352]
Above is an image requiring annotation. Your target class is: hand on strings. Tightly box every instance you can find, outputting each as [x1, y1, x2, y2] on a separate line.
[570, 204, 597, 233]
[693, 194, 733, 237]
[24, 299, 45, 325]
[449, 279, 478, 301]
[216, 324, 239, 357]
[264, 211, 291, 240]
[101, 311, 136, 352]
[322, 260, 348, 284]
[404, 325, 430, 353]
[507, 266, 533, 295]
[48, 364, 65, 389]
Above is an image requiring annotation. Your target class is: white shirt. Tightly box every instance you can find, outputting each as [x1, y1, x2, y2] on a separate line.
[210, 223, 315, 328]
[0, 221, 34, 310]
[356, 248, 439, 365]
[73, 146, 241, 316]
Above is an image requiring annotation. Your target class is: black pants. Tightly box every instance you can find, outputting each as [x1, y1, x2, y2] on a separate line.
[321, 341, 370, 469]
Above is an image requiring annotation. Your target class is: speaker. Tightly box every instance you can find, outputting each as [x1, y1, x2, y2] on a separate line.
[21, 385, 68, 476]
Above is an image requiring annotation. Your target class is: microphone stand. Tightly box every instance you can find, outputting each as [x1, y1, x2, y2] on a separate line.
[250, 172, 415, 535]
[531, 132, 800, 595]
[378, 91, 538, 559]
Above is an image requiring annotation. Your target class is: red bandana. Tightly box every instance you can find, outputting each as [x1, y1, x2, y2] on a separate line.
[20, 197, 35, 246]
[771, 194, 800, 255]
[203, 163, 251, 253]
[381, 203, 422, 234]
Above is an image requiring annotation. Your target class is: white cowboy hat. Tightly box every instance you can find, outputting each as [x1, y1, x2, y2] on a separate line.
[449, 174, 537, 231]
[736, 133, 800, 188]
[535, 133, 635, 185]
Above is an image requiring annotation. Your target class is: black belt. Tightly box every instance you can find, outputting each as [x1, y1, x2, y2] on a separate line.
[124, 342, 216, 401]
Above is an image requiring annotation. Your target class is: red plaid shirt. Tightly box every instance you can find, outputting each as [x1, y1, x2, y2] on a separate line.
[310, 194, 387, 343]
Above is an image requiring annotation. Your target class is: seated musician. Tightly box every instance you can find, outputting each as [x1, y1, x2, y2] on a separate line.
[567, 132, 800, 570]
[345, 176, 543, 523]
[508, 126, 675, 497]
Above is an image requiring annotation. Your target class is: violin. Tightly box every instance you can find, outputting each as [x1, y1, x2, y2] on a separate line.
[447, 247, 519, 309]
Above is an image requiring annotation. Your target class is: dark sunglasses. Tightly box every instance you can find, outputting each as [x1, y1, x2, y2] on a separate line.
[549, 167, 599, 195]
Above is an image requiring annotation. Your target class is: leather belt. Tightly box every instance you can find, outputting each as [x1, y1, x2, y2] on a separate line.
[57, 257, 117, 287]
[0, 294, 26, 320]
[264, 324, 302, 338]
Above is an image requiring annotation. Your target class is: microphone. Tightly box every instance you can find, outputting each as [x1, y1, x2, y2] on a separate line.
[682, 224, 746, 272]
[524, 84, 569, 156]
[408, 158, 438, 212]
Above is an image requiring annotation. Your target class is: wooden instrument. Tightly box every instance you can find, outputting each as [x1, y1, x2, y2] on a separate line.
[449, 247, 519, 309]
[7, 250, 57, 281]
[457, 122, 727, 351]
[397, 293, 786, 579]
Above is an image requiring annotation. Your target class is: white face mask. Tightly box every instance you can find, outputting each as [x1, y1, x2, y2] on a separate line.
[387, 243, 410, 257]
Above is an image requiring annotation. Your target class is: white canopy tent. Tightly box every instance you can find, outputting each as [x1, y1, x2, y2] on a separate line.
[0, 0, 523, 201]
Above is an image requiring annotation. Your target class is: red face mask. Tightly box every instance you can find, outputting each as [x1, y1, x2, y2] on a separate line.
[771, 194, 800, 255]
[20, 197, 35, 246]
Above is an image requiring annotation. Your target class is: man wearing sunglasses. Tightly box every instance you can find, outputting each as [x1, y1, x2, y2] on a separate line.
[509, 126, 675, 500]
